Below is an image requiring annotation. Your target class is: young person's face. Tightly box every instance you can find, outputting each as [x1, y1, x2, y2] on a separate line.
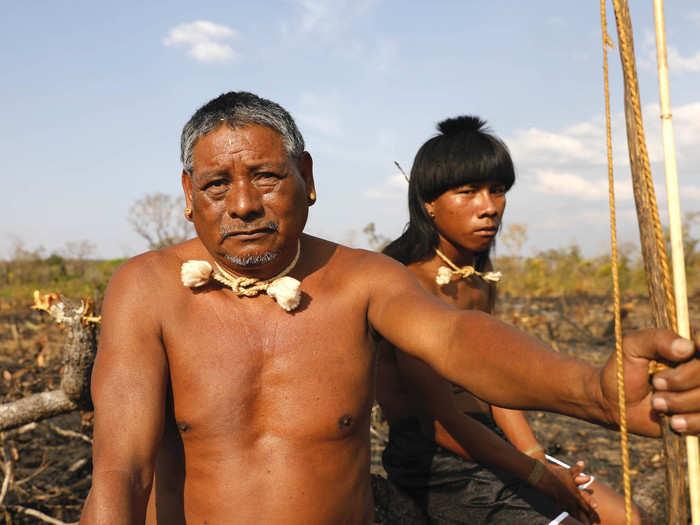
[425, 179, 507, 254]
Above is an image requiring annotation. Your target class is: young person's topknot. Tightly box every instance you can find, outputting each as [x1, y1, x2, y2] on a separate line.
[437, 115, 488, 136]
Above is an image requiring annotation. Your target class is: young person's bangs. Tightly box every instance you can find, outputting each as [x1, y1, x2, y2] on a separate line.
[416, 138, 515, 202]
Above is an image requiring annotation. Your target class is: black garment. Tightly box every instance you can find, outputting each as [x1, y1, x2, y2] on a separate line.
[382, 417, 566, 524]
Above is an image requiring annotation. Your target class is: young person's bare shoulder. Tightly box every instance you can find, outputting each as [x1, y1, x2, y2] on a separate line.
[406, 259, 440, 295]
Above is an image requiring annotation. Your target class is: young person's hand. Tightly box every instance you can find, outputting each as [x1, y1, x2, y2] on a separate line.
[537, 461, 599, 524]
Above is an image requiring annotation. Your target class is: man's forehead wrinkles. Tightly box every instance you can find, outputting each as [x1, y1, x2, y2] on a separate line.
[191, 124, 290, 175]
[203, 150, 287, 170]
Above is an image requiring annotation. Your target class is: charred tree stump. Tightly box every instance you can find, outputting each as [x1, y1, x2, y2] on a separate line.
[0, 293, 99, 431]
[59, 298, 98, 409]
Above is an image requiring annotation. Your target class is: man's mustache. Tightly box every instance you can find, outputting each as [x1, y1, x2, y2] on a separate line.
[219, 221, 279, 240]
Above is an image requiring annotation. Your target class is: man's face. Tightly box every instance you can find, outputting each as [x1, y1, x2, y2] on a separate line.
[426, 180, 506, 254]
[182, 124, 314, 272]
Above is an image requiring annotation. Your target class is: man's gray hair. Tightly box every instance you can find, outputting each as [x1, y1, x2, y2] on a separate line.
[181, 91, 305, 174]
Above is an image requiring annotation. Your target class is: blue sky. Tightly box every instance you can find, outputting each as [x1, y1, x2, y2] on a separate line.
[2, 1, 699, 259]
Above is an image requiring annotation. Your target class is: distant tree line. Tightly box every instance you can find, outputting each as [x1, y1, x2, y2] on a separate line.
[1, 193, 698, 303]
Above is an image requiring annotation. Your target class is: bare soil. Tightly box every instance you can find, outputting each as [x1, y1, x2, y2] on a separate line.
[0, 294, 696, 524]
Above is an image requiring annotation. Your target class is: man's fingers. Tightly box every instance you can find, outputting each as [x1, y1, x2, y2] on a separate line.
[652, 387, 700, 415]
[653, 358, 700, 392]
[668, 412, 700, 434]
[650, 389, 700, 433]
[625, 328, 694, 362]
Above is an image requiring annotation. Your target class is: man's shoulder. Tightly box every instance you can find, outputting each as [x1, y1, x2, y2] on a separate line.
[303, 236, 419, 305]
[109, 239, 204, 293]
[305, 235, 403, 276]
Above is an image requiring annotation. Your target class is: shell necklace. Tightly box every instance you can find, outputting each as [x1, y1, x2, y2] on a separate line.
[180, 241, 302, 311]
[434, 248, 502, 286]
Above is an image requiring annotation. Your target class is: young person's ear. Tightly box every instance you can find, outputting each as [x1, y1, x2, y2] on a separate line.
[424, 202, 435, 219]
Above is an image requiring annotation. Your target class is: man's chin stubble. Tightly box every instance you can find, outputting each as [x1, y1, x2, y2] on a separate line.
[223, 251, 279, 267]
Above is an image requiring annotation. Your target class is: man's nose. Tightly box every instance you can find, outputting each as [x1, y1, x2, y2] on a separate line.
[476, 190, 498, 217]
[227, 180, 264, 220]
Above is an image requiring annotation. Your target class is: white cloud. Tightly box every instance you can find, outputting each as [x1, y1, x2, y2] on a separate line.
[298, 0, 335, 33]
[681, 185, 700, 199]
[364, 173, 408, 200]
[643, 102, 700, 165]
[163, 21, 237, 63]
[667, 46, 700, 73]
[296, 0, 377, 35]
[506, 100, 700, 177]
[532, 170, 633, 201]
[507, 127, 603, 166]
[638, 27, 700, 73]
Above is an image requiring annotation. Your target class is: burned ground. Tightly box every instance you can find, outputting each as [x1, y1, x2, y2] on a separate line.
[0, 294, 696, 524]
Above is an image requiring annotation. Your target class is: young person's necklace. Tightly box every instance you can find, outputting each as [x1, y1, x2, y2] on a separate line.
[180, 241, 302, 311]
[434, 248, 502, 286]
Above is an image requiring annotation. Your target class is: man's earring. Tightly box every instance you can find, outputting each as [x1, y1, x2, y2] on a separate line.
[184, 208, 193, 219]
[308, 191, 316, 205]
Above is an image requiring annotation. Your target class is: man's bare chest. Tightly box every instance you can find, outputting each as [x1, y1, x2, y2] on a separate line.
[161, 291, 376, 441]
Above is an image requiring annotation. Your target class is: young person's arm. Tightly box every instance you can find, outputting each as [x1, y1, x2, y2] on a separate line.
[386, 347, 595, 521]
[485, 262, 546, 461]
[491, 407, 546, 461]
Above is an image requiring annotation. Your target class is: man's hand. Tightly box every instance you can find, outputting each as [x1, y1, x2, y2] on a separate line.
[600, 329, 699, 436]
[537, 461, 598, 524]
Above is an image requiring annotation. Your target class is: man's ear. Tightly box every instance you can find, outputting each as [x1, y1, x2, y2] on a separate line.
[182, 170, 194, 213]
[297, 152, 316, 206]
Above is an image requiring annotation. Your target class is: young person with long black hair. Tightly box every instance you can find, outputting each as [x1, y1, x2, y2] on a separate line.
[377, 116, 645, 524]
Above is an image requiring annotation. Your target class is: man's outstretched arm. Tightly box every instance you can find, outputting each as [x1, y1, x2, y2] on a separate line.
[367, 253, 699, 436]
[80, 255, 169, 525]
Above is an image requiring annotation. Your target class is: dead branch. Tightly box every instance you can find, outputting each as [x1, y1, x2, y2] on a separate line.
[67, 459, 88, 474]
[0, 391, 77, 432]
[14, 454, 49, 486]
[47, 424, 92, 445]
[14, 423, 37, 435]
[0, 442, 13, 506]
[9, 505, 77, 525]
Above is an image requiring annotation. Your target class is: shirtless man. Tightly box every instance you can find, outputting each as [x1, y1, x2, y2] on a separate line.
[80, 91, 700, 525]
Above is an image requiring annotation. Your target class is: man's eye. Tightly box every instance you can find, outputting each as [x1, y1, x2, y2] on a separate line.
[255, 172, 283, 186]
[203, 180, 227, 191]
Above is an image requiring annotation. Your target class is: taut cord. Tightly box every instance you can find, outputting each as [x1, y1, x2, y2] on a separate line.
[600, 2, 632, 522]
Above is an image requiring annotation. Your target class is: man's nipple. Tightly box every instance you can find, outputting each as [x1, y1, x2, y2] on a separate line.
[338, 414, 353, 430]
